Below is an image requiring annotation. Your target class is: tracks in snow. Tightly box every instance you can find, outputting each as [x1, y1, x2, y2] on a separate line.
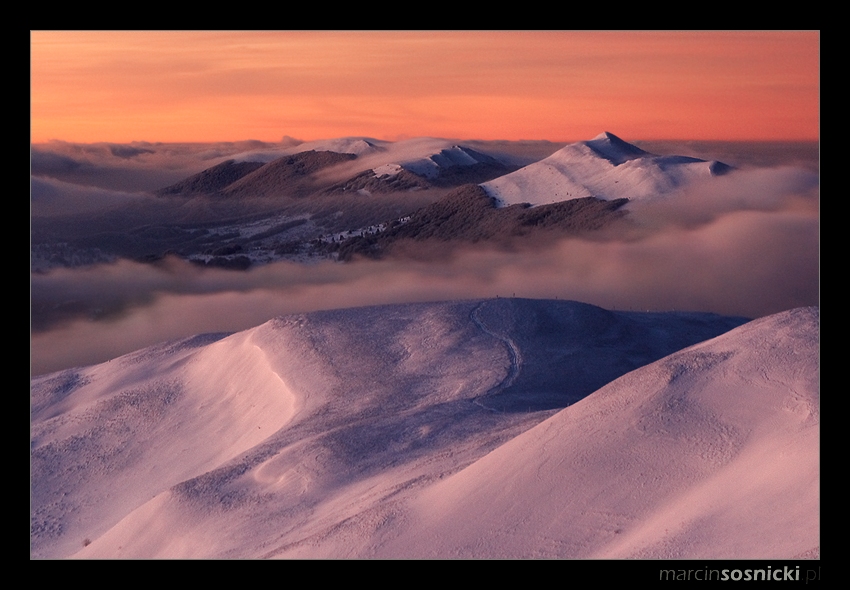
[470, 301, 524, 413]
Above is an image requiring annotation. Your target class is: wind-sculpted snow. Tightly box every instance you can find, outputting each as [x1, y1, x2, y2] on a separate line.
[32, 299, 813, 560]
[30, 330, 298, 559]
[373, 307, 819, 559]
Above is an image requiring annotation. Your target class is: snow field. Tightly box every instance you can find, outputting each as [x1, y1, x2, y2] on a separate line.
[31, 301, 816, 559]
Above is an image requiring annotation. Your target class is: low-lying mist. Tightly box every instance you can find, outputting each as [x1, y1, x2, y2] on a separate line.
[30, 141, 819, 377]
[31, 180, 817, 376]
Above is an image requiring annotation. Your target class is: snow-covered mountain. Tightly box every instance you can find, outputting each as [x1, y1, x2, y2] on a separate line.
[294, 137, 386, 157]
[156, 137, 516, 201]
[379, 144, 506, 179]
[30, 298, 817, 559]
[37, 133, 754, 270]
[224, 137, 389, 165]
[322, 143, 516, 198]
[482, 132, 733, 208]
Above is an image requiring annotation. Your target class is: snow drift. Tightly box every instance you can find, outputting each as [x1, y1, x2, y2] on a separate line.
[31, 299, 818, 559]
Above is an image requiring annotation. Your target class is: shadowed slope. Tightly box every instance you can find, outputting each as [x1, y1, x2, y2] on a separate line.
[155, 160, 265, 196]
[374, 307, 818, 559]
[32, 299, 753, 559]
[217, 151, 358, 199]
[335, 184, 630, 260]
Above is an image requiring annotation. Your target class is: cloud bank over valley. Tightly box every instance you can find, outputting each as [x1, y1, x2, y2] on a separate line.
[30, 138, 818, 376]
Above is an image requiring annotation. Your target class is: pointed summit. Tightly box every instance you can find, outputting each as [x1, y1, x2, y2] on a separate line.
[592, 131, 621, 141]
[585, 132, 649, 164]
[481, 132, 733, 208]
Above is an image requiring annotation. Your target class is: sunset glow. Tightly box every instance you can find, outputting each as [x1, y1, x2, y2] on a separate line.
[31, 30, 819, 144]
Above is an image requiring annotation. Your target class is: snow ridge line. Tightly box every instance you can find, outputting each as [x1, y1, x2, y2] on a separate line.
[469, 300, 524, 412]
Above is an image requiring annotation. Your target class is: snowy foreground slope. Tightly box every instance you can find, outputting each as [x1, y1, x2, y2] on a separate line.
[374, 307, 819, 559]
[30, 299, 817, 559]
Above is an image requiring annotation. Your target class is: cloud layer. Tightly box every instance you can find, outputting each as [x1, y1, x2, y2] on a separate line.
[31, 167, 818, 376]
[30, 139, 819, 376]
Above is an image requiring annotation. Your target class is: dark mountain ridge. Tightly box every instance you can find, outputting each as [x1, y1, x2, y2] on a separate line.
[332, 184, 630, 261]
[155, 160, 265, 196]
[218, 150, 359, 199]
[322, 168, 433, 195]
[156, 144, 517, 200]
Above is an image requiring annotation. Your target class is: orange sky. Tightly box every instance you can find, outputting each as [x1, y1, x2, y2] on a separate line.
[30, 31, 819, 144]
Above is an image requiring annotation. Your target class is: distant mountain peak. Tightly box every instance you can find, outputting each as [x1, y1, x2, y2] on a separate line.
[398, 144, 508, 180]
[584, 132, 649, 164]
[592, 131, 621, 141]
[481, 132, 732, 208]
